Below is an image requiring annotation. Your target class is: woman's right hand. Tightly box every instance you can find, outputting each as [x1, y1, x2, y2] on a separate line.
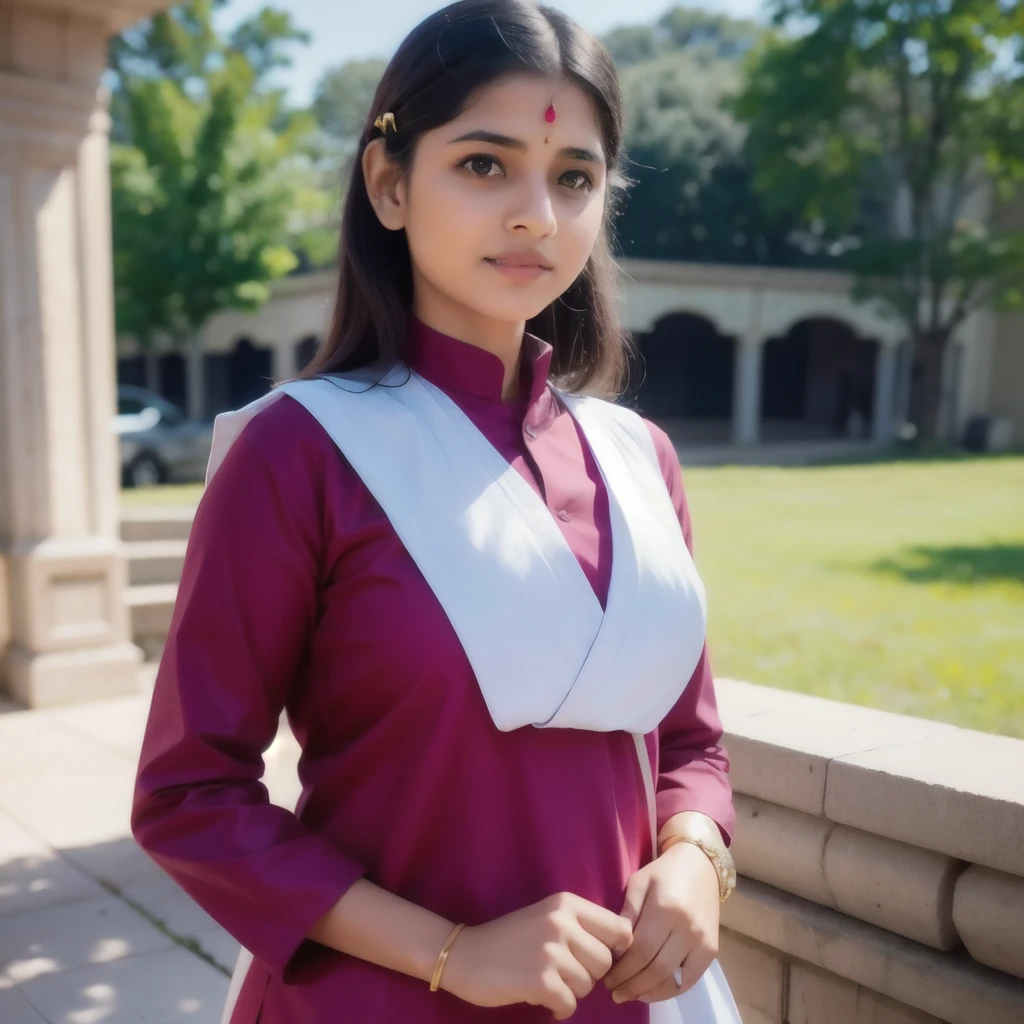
[440, 892, 634, 1019]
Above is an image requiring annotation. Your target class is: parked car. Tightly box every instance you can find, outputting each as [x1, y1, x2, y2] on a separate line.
[116, 385, 214, 487]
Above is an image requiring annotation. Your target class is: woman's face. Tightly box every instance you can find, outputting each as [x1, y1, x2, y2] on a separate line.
[367, 73, 609, 332]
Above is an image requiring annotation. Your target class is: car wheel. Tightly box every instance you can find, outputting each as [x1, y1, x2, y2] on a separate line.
[126, 453, 164, 488]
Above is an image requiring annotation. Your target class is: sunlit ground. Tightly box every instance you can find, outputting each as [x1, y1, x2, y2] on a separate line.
[121, 454, 1024, 737]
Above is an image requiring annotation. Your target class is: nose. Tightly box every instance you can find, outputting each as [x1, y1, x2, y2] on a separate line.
[505, 173, 557, 239]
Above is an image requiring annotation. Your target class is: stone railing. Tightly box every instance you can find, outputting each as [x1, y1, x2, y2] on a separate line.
[713, 680, 1024, 1024]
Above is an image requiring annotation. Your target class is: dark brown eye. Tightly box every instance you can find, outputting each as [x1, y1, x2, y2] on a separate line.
[560, 170, 593, 192]
[462, 155, 504, 177]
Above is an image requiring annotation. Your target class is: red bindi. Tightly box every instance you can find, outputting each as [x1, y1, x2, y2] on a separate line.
[544, 104, 556, 124]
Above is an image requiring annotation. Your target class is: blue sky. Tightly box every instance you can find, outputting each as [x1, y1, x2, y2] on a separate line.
[213, 0, 767, 105]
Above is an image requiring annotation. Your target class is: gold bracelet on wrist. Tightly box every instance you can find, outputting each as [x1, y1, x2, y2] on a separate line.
[659, 833, 737, 903]
[429, 921, 467, 993]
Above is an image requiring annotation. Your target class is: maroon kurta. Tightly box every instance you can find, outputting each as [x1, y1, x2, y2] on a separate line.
[131, 320, 734, 1023]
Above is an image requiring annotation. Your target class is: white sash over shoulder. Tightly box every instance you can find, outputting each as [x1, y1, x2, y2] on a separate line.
[209, 367, 707, 734]
[209, 367, 740, 1024]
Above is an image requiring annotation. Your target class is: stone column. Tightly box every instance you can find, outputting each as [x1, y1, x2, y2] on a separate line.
[873, 343, 898, 444]
[144, 351, 161, 395]
[185, 338, 206, 420]
[271, 339, 295, 385]
[0, 2, 164, 705]
[732, 337, 763, 445]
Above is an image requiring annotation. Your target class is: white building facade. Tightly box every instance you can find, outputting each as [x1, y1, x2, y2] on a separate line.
[118, 257, 1022, 451]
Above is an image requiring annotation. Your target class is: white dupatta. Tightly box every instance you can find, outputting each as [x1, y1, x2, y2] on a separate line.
[213, 368, 740, 1024]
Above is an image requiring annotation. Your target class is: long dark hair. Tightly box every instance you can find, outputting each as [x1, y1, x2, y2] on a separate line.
[301, 0, 631, 398]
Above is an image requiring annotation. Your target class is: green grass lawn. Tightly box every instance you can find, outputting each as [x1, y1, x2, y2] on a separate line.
[684, 455, 1024, 738]
[122, 454, 1024, 737]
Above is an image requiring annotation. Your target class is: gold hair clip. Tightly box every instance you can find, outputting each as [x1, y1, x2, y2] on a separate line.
[374, 112, 397, 134]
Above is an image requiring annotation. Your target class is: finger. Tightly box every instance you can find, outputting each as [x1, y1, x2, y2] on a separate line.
[572, 897, 634, 955]
[612, 931, 691, 1003]
[676, 936, 717, 993]
[637, 971, 683, 1004]
[618, 872, 649, 928]
[553, 945, 596, 1002]
[537, 969, 578, 1021]
[567, 926, 615, 983]
[603, 916, 671, 991]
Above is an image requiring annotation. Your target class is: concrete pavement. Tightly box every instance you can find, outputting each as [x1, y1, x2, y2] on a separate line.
[0, 668, 302, 1023]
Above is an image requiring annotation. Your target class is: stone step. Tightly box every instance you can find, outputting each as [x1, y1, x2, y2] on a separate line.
[126, 583, 177, 661]
[126, 536, 187, 585]
[120, 507, 195, 543]
[126, 539, 187, 586]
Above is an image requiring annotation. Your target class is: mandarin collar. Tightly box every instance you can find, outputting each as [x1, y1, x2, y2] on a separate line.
[406, 317, 553, 408]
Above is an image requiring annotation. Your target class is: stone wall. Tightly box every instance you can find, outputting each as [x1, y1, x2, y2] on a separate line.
[713, 680, 1024, 1024]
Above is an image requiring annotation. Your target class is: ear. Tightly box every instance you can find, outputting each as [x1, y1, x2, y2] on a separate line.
[363, 139, 407, 231]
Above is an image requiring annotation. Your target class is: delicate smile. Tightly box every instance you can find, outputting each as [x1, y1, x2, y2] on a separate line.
[485, 252, 554, 280]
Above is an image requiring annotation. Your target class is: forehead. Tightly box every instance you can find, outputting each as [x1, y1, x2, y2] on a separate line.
[452, 72, 603, 142]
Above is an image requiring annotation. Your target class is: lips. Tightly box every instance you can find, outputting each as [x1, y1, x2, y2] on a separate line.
[485, 252, 554, 271]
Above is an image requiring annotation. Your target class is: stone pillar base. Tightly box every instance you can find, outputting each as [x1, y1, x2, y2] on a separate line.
[4, 641, 142, 707]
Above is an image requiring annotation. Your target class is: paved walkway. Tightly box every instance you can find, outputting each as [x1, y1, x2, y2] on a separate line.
[0, 668, 302, 1023]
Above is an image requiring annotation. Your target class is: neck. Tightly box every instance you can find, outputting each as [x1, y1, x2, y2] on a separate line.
[412, 283, 525, 401]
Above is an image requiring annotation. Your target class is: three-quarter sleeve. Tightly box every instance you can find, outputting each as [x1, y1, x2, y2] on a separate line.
[644, 422, 735, 847]
[131, 397, 367, 980]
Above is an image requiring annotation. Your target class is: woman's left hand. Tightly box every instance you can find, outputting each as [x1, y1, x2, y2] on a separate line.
[603, 841, 720, 1004]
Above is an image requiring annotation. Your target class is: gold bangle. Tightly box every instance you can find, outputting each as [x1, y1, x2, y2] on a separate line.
[659, 834, 737, 903]
[429, 921, 467, 993]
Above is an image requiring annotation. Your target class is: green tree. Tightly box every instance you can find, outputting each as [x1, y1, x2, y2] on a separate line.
[615, 50, 807, 264]
[312, 57, 388, 150]
[108, 1, 332, 352]
[603, 5, 763, 68]
[735, 0, 1024, 441]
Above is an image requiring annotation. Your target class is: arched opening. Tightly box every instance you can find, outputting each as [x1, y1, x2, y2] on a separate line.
[761, 318, 877, 441]
[630, 313, 735, 442]
[158, 353, 186, 410]
[295, 335, 319, 373]
[117, 355, 145, 389]
[228, 337, 273, 408]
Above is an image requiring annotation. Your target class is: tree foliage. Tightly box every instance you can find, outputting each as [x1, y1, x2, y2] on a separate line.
[607, 6, 816, 265]
[108, 1, 331, 347]
[735, 0, 1024, 437]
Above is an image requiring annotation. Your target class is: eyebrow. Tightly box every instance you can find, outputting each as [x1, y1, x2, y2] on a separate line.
[448, 130, 604, 165]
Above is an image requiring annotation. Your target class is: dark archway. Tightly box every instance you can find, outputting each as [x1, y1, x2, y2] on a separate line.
[630, 314, 735, 436]
[762, 318, 877, 440]
[158, 353, 186, 410]
[295, 335, 319, 373]
[117, 355, 145, 389]
[228, 337, 273, 408]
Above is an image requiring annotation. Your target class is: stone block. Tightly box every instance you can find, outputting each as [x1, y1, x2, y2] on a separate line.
[0, 987, 49, 1024]
[715, 681, 955, 817]
[195, 926, 242, 974]
[0, 894, 172, 984]
[118, 871, 220, 940]
[119, 508, 195, 543]
[952, 864, 1024, 979]
[47, 693, 150, 763]
[5, 641, 141, 708]
[732, 795, 835, 907]
[717, 927, 784, 1024]
[10, 8, 63, 78]
[788, 962, 946, 1024]
[18, 946, 229, 1023]
[825, 729, 1024, 877]
[823, 826, 961, 950]
[0, 553, 9, 655]
[722, 877, 1024, 1024]
[0, 809, 104, 919]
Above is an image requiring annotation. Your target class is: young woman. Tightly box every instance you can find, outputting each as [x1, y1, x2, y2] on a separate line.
[131, 2, 740, 1022]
